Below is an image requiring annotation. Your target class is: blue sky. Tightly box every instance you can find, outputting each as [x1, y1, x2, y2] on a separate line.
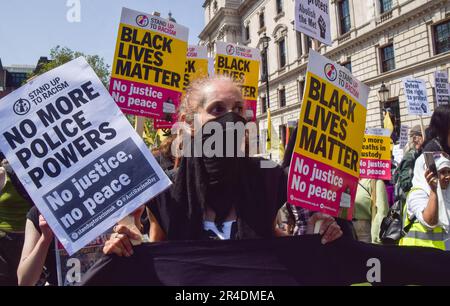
[0, 0, 205, 67]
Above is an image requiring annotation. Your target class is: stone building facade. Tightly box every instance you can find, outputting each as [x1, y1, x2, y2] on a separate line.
[199, 0, 450, 161]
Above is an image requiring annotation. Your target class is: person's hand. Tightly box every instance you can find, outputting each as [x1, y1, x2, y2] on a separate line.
[306, 213, 343, 244]
[38, 214, 53, 243]
[425, 169, 438, 192]
[103, 206, 145, 257]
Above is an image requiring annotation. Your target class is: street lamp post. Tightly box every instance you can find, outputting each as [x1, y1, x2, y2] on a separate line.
[378, 81, 390, 127]
[260, 33, 271, 157]
[261, 33, 271, 110]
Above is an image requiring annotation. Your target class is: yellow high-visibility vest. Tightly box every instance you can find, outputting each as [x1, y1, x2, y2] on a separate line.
[399, 188, 447, 250]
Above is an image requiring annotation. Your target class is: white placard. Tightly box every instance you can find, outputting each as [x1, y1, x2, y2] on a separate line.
[0, 57, 172, 255]
[434, 71, 450, 107]
[294, 0, 332, 46]
[364, 127, 391, 137]
[393, 144, 404, 166]
[402, 78, 431, 116]
[399, 125, 409, 149]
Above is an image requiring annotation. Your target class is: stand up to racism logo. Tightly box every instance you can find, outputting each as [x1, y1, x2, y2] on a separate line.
[135, 14, 149, 27]
[13, 98, 31, 115]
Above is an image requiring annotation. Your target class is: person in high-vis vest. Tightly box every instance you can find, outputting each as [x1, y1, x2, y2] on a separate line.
[400, 153, 450, 250]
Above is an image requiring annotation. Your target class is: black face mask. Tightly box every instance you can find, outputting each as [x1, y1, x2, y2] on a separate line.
[200, 112, 247, 182]
[200, 112, 247, 230]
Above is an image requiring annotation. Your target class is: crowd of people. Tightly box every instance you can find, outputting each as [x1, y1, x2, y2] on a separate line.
[1, 75, 449, 286]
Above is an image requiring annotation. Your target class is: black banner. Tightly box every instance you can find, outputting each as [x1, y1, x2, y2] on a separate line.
[81, 235, 450, 286]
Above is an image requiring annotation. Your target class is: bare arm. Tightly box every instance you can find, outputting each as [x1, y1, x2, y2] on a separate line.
[422, 170, 439, 227]
[17, 219, 53, 286]
[147, 208, 167, 242]
[422, 190, 439, 226]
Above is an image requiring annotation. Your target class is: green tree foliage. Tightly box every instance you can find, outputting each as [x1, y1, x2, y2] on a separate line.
[28, 46, 110, 87]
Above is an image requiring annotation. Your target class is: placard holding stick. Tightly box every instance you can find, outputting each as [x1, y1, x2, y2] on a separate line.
[134, 115, 145, 138]
[419, 115, 425, 141]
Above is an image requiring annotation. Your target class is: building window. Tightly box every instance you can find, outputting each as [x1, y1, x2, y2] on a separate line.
[342, 61, 352, 72]
[304, 35, 313, 54]
[338, 0, 351, 35]
[279, 88, 286, 107]
[434, 20, 450, 55]
[10, 73, 27, 87]
[276, 0, 283, 15]
[298, 80, 305, 101]
[261, 96, 267, 114]
[245, 25, 250, 41]
[278, 38, 286, 68]
[379, 0, 392, 14]
[296, 32, 303, 58]
[380, 44, 395, 72]
[259, 12, 265, 29]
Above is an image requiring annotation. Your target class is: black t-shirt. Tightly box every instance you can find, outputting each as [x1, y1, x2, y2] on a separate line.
[26, 206, 58, 286]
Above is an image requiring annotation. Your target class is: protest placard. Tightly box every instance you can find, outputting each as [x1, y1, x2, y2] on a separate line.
[184, 45, 209, 90]
[294, 0, 332, 46]
[287, 50, 369, 220]
[403, 78, 431, 116]
[55, 232, 109, 286]
[0, 57, 172, 255]
[393, 144, 404, 167]
[215, 42, 260, 121]
[154, 45, 210, 129]
[110, 7, 188, 122]
[434, 71, 450, 107]
[360, 128, 392, 180]
[399, 125, 409, 149]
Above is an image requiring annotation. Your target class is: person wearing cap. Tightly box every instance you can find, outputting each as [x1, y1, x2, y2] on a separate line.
[393, 125, 424, 203]
[399, 154, 450, 250]
[405, 125, 424, 154]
